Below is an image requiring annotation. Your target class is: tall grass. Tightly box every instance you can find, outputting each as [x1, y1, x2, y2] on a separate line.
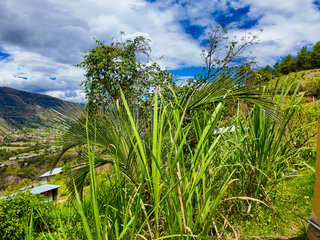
[26, 74, 311, 239]
[220, 76, 308, 203]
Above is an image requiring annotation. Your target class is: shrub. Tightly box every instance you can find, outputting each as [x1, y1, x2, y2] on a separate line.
[0, 191, 50, 239]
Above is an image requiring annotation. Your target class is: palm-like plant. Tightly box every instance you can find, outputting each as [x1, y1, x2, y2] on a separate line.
[53, 73, 273, 196]
[51, 72, 282, 238]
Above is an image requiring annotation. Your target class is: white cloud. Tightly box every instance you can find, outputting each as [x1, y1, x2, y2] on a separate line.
[0, 0, 319, 101]
[0, 47, 85, 102]
[240, 0, 320, 66]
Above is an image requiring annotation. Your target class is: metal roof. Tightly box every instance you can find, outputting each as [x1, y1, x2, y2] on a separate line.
[29, 184, 62, 194]
[213, 125, 236, 135]
[39, 167, 62, 178]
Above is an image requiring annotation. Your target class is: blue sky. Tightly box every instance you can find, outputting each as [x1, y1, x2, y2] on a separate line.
[0, 0, 320, 102]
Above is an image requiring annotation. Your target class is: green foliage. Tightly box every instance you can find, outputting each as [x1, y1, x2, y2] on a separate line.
[62, 163, 71, 178]
[311, 41, 320, 69]
[76, 34, 176, 110]
[19, 75, 314, 239]
[49, 72, 297, 239]
[279, 54, 294, 75]
[257, 64, 274, 81]
[263, 41, 320, 76]
[5, 178, 32, 195]
[187, 25, 261, 88]
[296, 46, 313, 71]
[0, 192, 50, 239]
[225, 76, 306, 202]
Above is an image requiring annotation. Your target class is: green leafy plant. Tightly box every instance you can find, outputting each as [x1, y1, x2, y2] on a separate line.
[0, 192, 50, 239]
[49, 71, 284, 239]
[224, 76, 307, 203]
[75, 34, 176, 111]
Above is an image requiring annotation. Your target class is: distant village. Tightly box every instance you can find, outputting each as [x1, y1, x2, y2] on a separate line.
[0, 126, 63, 144]
[0, 121, 72, 199]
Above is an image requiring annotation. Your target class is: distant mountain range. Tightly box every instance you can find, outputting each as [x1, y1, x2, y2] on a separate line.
[0, 87, 76, 129]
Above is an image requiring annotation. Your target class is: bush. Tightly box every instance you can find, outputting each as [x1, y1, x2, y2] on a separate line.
[0, 191, 51, 239]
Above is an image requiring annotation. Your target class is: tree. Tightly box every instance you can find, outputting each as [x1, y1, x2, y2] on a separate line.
[273, 62, 281, 77]
[279, 54, 294, 75]
[296, 46, 312, 71]
[189, 24, 262, 88]
[76, 34, 176, 110]
[311, 41, 320, 69]
[257, 65, 274, 81]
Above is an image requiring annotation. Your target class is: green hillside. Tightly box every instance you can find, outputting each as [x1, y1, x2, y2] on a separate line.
[0, 87, 73, 129]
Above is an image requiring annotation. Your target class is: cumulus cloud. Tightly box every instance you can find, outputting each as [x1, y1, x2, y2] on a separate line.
[0, 0, 319, 102]
[0, 47, 85, 101]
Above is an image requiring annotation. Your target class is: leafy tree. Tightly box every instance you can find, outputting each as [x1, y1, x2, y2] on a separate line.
[76, 34, 176, 110]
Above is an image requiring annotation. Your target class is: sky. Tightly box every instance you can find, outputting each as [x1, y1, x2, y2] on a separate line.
[0, 0, 320, 103]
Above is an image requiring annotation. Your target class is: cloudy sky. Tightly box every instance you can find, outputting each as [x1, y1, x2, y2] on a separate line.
[0, 0, 320, 103]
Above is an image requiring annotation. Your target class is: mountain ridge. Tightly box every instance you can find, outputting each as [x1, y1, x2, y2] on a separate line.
[0, 86, 76, 129]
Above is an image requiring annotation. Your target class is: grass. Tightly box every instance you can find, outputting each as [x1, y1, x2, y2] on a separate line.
[18, 74, 317, 239]
[23, 156, 316, 240]
[231, 165, 315, 239]
[11, 141, 36, 146]
[0, 146, 29, 150]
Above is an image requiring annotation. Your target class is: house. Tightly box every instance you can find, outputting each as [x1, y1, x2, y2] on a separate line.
[0, 184, 62, 202]
[39, 167, 62, 184]
[19, 153, 42, 160]
[29, 184, 62, 202]
[9, 156, 17, 161]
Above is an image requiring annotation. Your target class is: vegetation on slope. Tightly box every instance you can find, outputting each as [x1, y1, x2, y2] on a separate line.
[1, 32, 320, 239]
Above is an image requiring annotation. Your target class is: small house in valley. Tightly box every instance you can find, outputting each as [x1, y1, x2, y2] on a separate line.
[0, 184, 62, 202]
[39, 167, 62, 184]
[29, 184, 62, 202]
[9, 156, 17, 161]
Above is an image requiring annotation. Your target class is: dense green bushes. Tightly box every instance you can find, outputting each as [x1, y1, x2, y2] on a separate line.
[0, 192, 50, 239]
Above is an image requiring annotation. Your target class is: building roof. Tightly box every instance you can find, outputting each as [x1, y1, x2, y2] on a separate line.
[29, 184, 62, 194]
[39, 167, 62, 178]
[213, 125, 236, 135]
[0, 184, 62, 200]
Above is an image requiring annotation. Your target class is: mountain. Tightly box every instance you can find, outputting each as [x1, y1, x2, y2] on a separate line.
[0, 87, 76, 129]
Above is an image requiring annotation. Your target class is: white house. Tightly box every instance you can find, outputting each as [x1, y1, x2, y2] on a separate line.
[9, 156, 17, 161]
[39, 167, 62, 184]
